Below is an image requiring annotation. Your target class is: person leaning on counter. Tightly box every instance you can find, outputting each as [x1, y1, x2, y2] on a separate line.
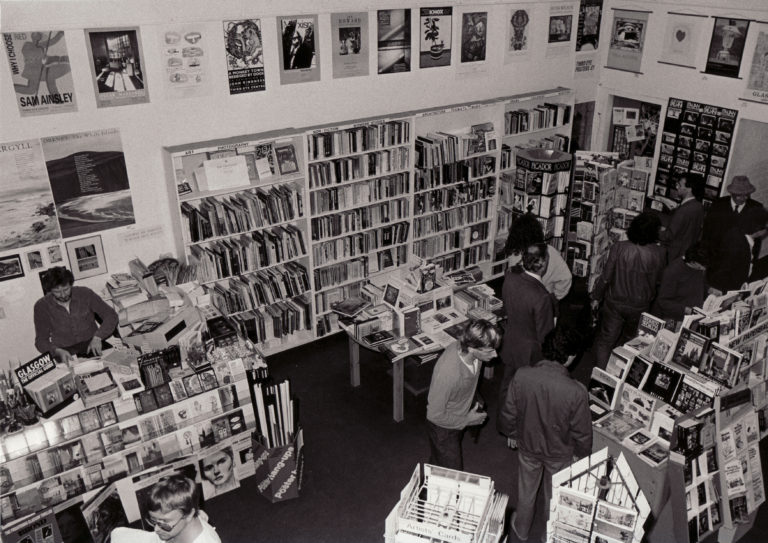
[34, 266, 118, 364]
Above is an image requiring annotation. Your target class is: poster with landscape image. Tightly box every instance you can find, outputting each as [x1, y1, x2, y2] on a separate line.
[41, 128, 135, 238]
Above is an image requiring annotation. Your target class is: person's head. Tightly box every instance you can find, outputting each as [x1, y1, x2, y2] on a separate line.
[683, 242, 709, 271]
[627, 212, 661, 246]
[291, 32, 303, 48]
[146, 475, 199, 540]
[675, 175, 704, 200]
[541, 325, 585, 364]
[727, 175, 756, 206]
[458, 318, 501, 361]
[44, 266, 74, 303]
[200, 447, 234, 487]
[522, 242, 549, 276]
[504, 213, 544, 257]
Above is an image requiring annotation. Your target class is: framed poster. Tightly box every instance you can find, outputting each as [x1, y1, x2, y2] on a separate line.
[0, 254, 24, 282]
[705, 17, 750, 78]
[277, 15, 320, 85]
[66, 235, 107, 280]
[606, 9, 649, 73]
[84, 27, 149, 108]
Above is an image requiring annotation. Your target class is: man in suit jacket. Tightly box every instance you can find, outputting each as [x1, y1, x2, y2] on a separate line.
[660, 175, 704, 263]
[702, 175, 764, 256]
[707, 206, 768, 293]
[498, 242, 555, 408]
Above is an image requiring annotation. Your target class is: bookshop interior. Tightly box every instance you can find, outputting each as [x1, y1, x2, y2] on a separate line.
[4, 0, 768, 542]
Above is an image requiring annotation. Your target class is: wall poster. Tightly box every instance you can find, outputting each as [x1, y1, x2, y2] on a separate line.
[331, 12, 369, 79]
[41, 128, 136, 238]
[655, 98, 738, 203]
[547, 3, 574, 57]
[160, 24, 211, 99]
[223, 19, 265, 94]
[3, 30, 77, 116]
[377, 9, 411, 74]
[277, 15, 320, 85]
[419, 7, 452, 68]
[705, 17, 750, 79]
[742, 26, 768, 103]
[606, 9, 649, 73]
[658, 13, 708, 69]
[0, 139, 61, 251]
[575, 0, 602, 51]
[459, 11, 487, 64]
[84, 27, 149, 108]
[504, 5, 533, 63]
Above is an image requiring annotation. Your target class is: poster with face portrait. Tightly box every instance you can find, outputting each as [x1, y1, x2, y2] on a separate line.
[277, 15, 320, 85]
[658, 13, 708, 69]
[706, 17, 750, 78]
[606, 9, 649, 73]
[84, 27, 149, 108]
[505, 5, 534, 63]
[655, 98, 738, 203]
[331, 12, 369, 79]
[547, 3, 574, 57]
[223, 19, 265, 94]
[198, 441, 239, 499]
[743, 27, 768, 104]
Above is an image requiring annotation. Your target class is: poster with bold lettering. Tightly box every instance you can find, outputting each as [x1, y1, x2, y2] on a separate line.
[420, 7, 452, 68]
[378, 9, 411, 73]
[331, 12, 369, 79]
[160, 25, 211, 99]
[223, 19, 265, 94]
[85, 27, 149, 108]
[277, 15, 320, 85]
[505, 5, 534, 63]
[743, 28, 768, 103]
[658, 13, 707, 69]
[705, 17, 749, 78]
[41, 129, 135, 238]
[3, 31, 77, 116]
[0, 139, 61, 251]
[606, 10, 648, 73]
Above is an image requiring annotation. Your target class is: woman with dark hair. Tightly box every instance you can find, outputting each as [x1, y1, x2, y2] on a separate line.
[652, 242, 709, 322]
[591, 212, 665, 367]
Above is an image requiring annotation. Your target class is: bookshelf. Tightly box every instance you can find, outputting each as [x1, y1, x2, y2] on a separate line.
[306, 117, 412, 338]
[492, 87, 575, 279]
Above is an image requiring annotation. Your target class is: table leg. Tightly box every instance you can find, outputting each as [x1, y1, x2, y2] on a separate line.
[349, 337, 360, 388]
[392, 358, 404, 422]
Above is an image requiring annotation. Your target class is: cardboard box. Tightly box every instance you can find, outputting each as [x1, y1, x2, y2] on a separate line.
[252, 428, 304, 503]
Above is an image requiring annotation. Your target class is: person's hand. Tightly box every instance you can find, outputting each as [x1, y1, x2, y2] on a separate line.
[507, 437, 518, 450]
[54, 348, 73, 364]
[590, 299, 600, 311]
[467, 406, 487, 426]
[87, 336, 103, 357]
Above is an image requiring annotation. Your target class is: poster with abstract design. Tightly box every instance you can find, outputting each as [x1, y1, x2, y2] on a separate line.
[378, 9, 411, 73]
[658, 13, 708, 69]
[223, 19, 265, 94]
[84, 27, 149, 108]
[705, 17, 750, 78]
[159, 24, 211, 99]
[0, 139, 61, 251]
[575, 0, 602, 51]
[420, 7, 452, 68]
[331, 12, 369, 79]
[606, 9, 649, 73]
[277, 15, 320, 85]
[505, 5, 533, 63]
[41, 128, 135, 238]
[743, 27, 768, 103]
[460, 11, 487, 63]
[3, 30, 77, 116]
[655, 98, 737, 203]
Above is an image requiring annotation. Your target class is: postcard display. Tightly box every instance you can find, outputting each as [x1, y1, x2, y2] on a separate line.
[166, 88, 575, 348]
[0, 341, 263, 541]
[590, 279, 768, 543]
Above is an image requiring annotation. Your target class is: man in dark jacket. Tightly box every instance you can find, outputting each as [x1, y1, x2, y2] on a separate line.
[702, 175, 764, 256]
[707, 206, 768, 293]
[498, 325, 592, 542]
[660, 175, 704, 263]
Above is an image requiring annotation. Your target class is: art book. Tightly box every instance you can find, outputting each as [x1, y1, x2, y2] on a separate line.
[622, 428, 656, 453]
[672, 328, 710, 370]
[81, 483, 129, 543]
[642, 361, 683, 403]
[588, 367, 620, 410]
[617, 384, 656, 428]
[700, 342, 743, 388]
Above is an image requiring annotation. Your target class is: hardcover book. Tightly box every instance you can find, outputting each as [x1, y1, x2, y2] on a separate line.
[642, 362, 684, 403]
[672, 328, 710, 370]
[699, 343, 743, 388]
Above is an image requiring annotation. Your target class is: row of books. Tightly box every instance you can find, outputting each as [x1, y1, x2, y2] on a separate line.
[414, 176, 496, 216]
[229, 296, 312, 344]
[413, 201, 490, 238]
[189, 225, 307, 282]
[312, 228, 408, 266]
[313, 258, 368, 291]
[207, 262, 311, 313]
[412, 222, 490, 258]
[307, 147, 410, 189]
[310, 199, 410, 240]
[499, 134, 570, 170]
[308, 172, 410, 214]
[504, 102, 571, 135]
[315, 311, 340, 337]
[180, 184, 304, 243]
[414, 161, 476, 191]
[306, 120, 410, 161]
[414, 127, 496, 170]
[512, 167, 570, 196]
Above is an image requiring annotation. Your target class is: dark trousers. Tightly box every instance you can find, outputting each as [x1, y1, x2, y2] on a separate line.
[426, 420, 464, 470]
[514, 451, 571, 540]
[593, 299, 645, 368]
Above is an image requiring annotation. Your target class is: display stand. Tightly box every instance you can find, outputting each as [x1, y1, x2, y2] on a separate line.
[252, 427, 304, 503]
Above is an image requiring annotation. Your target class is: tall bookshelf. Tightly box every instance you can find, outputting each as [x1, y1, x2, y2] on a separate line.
[306, 117, 412, 337]
[413, 102, 499, 281]
[166, 133, 313, 356]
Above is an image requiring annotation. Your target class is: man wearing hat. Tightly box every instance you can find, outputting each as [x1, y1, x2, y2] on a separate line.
[707, 205, 768, 293]
[702, 175, 764, 259]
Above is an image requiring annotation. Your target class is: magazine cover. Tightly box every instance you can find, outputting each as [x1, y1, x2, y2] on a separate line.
[606, 9, 648, 73]
[277, 15, 320, 85]
[705, 17, 749, 78]
[84, 27, 149, 108]
[81, 483, 129, 543]
[331, 12, 369, 78]
[3, 30, 77, 116]
[378, 9, 411, 73]
[223, 19, 265, 94]
[40, 128, 135, 238]
[0, 137, 62, 253]
[460, 11, 487, 64]
[159, 24, 211, 99]
[420, 7, 452, 68]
